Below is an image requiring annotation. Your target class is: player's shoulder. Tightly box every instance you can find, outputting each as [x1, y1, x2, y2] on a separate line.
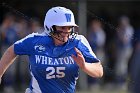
[75, 34, 87, 42]
[15, 32, 48, 44]
[73, 34, 89, 46]
[27, 32, 48, 38]
[23, 32, 49, 40]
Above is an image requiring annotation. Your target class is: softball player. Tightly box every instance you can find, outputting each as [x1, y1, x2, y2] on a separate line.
[0, 6, 103, 93]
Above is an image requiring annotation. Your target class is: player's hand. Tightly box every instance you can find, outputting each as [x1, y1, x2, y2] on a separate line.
[71, 47, 86, 69]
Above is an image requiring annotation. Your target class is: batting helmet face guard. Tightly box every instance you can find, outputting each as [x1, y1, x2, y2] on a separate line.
[44, 6, 78, 37]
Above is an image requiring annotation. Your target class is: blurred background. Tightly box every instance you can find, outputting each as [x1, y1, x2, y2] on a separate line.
[0, 0, 140, 93]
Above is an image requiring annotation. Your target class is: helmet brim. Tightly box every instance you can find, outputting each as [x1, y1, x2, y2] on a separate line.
[54, 23, 78, 27]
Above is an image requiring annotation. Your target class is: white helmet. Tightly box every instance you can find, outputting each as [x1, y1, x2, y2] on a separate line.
[44, 6, 78, 34]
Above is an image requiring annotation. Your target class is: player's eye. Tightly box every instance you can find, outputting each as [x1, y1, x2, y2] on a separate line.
[61, 26, 72, 30]
[57, 30, 72, 34]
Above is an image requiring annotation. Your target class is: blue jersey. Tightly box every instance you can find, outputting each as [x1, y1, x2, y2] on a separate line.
[14, 32, 99, 93]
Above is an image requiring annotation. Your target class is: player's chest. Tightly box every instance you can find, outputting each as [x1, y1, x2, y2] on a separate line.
[31, 54, 77, 66]
[33, 40, 77, 57]
[29, 55, 79, 79]
[30, 42, 78, 76]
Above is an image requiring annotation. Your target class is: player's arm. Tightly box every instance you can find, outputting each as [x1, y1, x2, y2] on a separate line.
[81, 62, 103, 78]
[0, 33, 34, 82]
[72, 47, 103, 78]
[0, 45, 17, 79]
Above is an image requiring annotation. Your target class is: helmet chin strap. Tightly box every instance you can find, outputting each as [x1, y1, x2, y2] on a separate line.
[45, 25, 78, 42]
[50, 26, 70, 42]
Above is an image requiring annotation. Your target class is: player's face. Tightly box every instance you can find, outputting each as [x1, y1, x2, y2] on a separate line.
[53, 26, 72, 45]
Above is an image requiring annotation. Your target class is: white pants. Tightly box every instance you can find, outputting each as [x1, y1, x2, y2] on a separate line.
[25, 88, 33, 93]
[25, 88, 41, 93]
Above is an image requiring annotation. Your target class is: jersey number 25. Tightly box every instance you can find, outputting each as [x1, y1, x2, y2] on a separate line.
[46, 67, 65, 79]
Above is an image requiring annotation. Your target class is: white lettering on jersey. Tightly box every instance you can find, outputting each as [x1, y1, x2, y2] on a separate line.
[48, 57, 53, 65]
[54, 59, 59, 65]
[35, 55, 74, 65]
[35, 55, 42, 64]
[69, 57, 75, 64]
[58, 58, 63, 64]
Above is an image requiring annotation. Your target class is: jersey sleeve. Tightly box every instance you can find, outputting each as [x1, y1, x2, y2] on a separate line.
[14, 33, 34, 55]
[77, 35, 100, 63]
